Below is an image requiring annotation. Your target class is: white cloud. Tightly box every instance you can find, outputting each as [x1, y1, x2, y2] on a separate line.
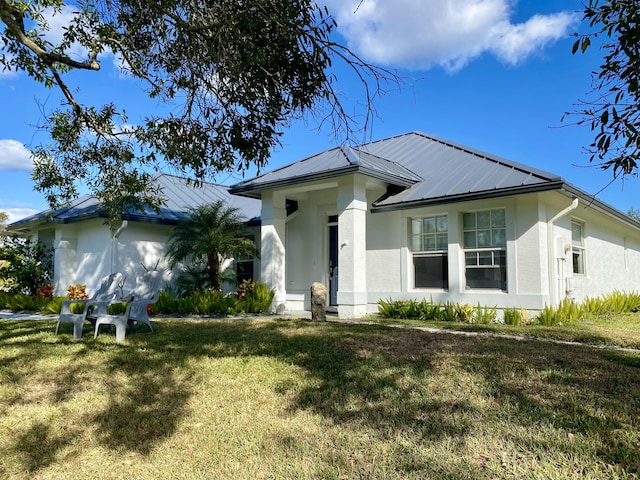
[0, 140, 33, 171]
[3, 208, 38, 224]
[324, 0, 579, 71]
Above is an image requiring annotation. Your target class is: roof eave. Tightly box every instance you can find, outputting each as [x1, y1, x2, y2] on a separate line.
[371, 181, 566, 212]
[229, 165, 418, 197]
[561, 183, 640, 230]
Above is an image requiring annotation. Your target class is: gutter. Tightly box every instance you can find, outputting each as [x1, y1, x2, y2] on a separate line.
[547, 198, 579, 307]
[110, 220, 128, 275]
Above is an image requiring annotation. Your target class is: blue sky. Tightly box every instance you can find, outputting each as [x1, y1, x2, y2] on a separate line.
[1, 0, 639, 223]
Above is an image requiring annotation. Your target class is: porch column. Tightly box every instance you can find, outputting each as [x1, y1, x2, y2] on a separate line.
[260, 191, 287, 313]
[337, 175, 368, 318]
[53, 228, 77, 296]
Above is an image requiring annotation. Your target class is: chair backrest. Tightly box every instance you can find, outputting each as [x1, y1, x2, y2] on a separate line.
[93, 273, 124, 302]
[128, 271, 162, 321]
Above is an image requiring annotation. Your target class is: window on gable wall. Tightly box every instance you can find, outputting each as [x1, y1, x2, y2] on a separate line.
[571, 220, 585, 275]
[463, 208, 507, 290]
[236, 235, 255, 283]
[411, 215, 448, 289]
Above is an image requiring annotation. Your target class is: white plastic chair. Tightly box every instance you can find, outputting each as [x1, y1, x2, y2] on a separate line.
[94, 271, 162, 342]
[55, 273, 124, 339]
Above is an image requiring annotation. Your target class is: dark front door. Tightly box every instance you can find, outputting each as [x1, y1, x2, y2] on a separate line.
[328, 215, 338, 306]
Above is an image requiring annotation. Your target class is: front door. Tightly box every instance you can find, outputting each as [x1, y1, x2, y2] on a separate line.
[328, 215, 338, 306]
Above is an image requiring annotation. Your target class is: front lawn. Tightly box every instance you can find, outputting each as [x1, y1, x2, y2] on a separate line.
[1, 317, 639, 479]
[369, 312, 640, 350]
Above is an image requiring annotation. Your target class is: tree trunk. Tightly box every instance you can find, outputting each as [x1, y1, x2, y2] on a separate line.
[208, 253, 220, 291]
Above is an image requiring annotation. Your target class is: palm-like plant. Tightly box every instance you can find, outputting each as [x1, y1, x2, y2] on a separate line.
[166, 201, 258, 291]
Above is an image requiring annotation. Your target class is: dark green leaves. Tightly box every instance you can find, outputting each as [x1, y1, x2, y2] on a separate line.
[568, 0, 640, 177]
[1, 0, 393, 219]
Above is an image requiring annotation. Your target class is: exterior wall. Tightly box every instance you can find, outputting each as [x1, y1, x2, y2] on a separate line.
[30, 218, 262, 297]
[113, 222, 172, 292]
[365, 194, 550, 313]
[548, 200, 640, 302]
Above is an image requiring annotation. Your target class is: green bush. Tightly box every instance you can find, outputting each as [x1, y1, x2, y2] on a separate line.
[454, 303, 475, 323]
[437, 301, 458, 322]
[234, 281, 275, 314]
[503, 307, 526, 326]
[536, 299, 583, 326]
[473, 303, 497, 325]
[0, 235, 53, 295]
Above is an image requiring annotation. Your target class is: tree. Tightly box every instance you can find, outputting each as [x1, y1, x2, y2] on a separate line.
[165, 201, 258, 292]
[0, 211, 7, 229]
[0, 1, 393, 219]
[568, 0, 640, 179]
[0, 233, 53, 295]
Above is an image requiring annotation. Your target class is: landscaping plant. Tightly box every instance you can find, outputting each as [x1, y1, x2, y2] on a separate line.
[0, 234, 53, 295]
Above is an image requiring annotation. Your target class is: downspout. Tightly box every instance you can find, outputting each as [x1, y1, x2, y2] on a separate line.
[547, 198, 579, 307]
[110, 220, 128, 274]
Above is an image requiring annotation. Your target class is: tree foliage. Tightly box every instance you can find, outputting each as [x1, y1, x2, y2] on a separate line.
[0, 0, 394, 218]
[569, 0, 640, 179]
[0, 234, 53, 295]
[165, 201, 258, 292]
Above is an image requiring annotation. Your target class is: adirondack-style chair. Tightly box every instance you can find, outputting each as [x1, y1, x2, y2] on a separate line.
[93, 271, 162, 342]
[55, 273, 124, 339]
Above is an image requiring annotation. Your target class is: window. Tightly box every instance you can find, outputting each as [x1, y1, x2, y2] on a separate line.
[463, 209, 506, 290]
[571, 221, 585, 275]
[411, 215, 448, 289]
[236, 235, 256, 283]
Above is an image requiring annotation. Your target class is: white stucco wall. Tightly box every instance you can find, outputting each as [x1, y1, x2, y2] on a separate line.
[280, 179, 640, 317]
[549, 201, 640, 302]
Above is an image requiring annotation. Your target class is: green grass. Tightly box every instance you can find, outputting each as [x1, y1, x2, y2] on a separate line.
[368, 313, 640, 350]
[1, 316, 640, 479]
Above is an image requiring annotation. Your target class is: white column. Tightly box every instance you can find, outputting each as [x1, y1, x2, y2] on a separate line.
[53, 228, 77, 296]
[337, 175, 368, 318]
[260, 191, 287, 313]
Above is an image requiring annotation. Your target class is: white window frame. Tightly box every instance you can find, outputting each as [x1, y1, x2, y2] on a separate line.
[411, 215, 448, 289]
[571, 220, 586, 275]
[462, 208, 507, 291]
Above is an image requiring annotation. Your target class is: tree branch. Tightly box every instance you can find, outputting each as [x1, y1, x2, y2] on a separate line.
[0, 0, 100, 71]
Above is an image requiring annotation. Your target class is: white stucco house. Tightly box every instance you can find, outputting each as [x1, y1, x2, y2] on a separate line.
[8, 174, 261, 296]
[229, 131, 640, 318]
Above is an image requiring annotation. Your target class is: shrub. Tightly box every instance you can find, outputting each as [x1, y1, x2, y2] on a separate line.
[66, 284, 89, 300]
[473, 303, 497, 325]
[536, 299, 582, 326]
[234, 281, 275, 314]
[38, 284, 56, 298]
[503, 307, 527, 326]
[454, 303, 474, 323]
[437, 301, 458, 322]
[0, 235, 53, 295]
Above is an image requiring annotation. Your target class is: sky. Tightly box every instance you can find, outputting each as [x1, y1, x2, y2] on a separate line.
[1, 0, 639, 224]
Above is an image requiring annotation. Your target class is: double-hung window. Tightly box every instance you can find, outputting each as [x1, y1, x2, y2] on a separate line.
[236, 235, 256, 283]
[411, 215, 448, 289]
[463, 209, 506, 290]
[571, 221, 585, 275]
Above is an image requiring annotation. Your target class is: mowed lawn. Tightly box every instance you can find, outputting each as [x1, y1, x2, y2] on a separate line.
[1, 316, 639, 479]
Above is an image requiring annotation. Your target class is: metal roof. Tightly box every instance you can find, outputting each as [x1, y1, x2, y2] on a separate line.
[230, 143, 423, 195]
[230, 131, 563, 207]
[9, 174, 261, 229]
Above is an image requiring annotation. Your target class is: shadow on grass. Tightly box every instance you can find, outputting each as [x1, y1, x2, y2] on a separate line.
[2, 318, 640, 477]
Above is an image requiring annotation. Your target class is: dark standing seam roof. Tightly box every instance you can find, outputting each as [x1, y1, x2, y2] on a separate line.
[229, 143, 423, 196]
[229, 131, 563, 208]
[8, 174, 262, 229]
